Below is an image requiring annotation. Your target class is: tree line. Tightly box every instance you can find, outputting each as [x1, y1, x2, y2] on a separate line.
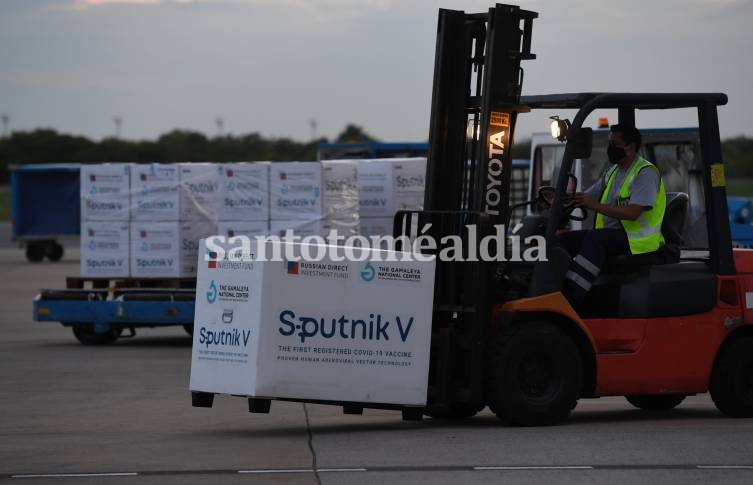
[1, 126, 750, 184]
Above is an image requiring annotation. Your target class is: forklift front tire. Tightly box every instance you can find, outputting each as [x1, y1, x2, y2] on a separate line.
[487, 321, 583, 426]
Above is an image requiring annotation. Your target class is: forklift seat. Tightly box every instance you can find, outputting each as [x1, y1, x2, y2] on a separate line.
[583, 192, 716, 318]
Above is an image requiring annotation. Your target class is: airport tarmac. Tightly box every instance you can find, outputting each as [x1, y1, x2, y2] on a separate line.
[1, 244, 752, 484]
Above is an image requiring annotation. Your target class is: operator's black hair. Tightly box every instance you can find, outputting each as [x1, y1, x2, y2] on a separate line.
[610, 124, 642, 148]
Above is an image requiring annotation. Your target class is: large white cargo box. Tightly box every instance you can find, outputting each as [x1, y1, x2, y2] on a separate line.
[80, 164, 131, 221]
[179, 163, 218, 222]
[190, 240, 436, 405]
[357, 160, 394, 218]
[130, 164, 180, 221]
[179, 221, 218, 277]
[217, 162, 269, 222]
[130, 222, 181, 278]
[80, 222, 130, 277]
[269, 162, 322, 221]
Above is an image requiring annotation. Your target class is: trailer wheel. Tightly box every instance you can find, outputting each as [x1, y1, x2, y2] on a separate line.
[25, 243, 46, 262]
[487, 322, 582, 426]
[710, 335, 753, 418]
[183, 324, 194, 336]
[72, 324, 122, 346]
[46, 242, 64, 262]
[626, 395, 685, 411]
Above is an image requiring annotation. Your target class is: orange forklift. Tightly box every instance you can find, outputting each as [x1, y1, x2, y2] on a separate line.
[392, 3, 753, 425]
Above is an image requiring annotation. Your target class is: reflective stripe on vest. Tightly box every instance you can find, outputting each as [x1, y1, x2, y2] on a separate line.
[594, 155, 666, 255]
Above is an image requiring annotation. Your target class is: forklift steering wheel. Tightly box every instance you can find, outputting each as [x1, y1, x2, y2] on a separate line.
[536, 186, 587, 222]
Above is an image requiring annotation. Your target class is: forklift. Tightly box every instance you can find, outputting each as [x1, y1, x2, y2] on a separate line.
[392, 3, 753, 425]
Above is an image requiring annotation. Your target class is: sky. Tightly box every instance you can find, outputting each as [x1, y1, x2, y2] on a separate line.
[1, 0, 752, 143]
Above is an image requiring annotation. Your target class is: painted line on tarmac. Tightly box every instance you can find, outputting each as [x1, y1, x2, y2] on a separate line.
[11, 473, 138, 479]
[474, 466, 594, 470]
[237, 469, 312, 474]
[7, 464, 753, 479]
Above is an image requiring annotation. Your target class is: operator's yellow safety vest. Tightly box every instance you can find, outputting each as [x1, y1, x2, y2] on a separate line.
[595, 155, 666, 255]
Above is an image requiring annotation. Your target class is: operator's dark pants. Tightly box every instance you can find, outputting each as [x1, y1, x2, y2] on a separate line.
[556, 228, 630, 305]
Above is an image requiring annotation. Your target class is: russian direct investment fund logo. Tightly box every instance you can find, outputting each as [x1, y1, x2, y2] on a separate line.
[360, 261, 376, 282]
[287, 261, 299, 275]
[207, 251, 217, 269]
[206, 280, 218, 304]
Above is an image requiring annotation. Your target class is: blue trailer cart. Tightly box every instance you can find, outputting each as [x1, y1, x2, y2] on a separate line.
[10, 163, 81, 262]
[33, 278, 197, 345]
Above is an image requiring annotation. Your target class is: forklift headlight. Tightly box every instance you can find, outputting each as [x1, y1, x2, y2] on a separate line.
[549, 116, 570, 142]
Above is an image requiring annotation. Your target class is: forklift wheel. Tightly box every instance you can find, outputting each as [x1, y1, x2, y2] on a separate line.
[626, 395, 685, 411]
[72, 324, 122, 346]
[487, 321, 582, 426]
[710, 335, 753, 418]
[25, 244, 46, 262]
[46, 242, 64, 262]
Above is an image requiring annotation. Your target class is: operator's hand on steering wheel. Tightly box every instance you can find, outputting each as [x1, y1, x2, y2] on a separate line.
[573, 192, 598, 211]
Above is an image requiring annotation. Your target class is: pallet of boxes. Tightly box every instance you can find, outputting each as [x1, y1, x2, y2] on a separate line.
[79, 162, 224, 286]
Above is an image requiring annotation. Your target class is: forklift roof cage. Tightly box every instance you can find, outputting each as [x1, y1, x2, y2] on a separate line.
[522, 92, 732, 295]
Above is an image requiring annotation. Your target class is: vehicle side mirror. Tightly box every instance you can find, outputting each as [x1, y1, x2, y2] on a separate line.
[567, 127, 593, 159]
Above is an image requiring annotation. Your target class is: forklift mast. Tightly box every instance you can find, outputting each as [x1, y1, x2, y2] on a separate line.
[394, 4, 537, 415]
[424, 3, 537, 226]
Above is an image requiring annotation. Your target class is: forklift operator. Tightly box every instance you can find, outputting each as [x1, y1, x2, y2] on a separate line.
[557, 124, 667, 305]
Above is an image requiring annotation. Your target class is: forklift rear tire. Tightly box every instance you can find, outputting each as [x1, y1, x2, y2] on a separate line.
[626, 395, 685, 411]
[487, 322, 582, 426]
[25, 243, 45, 262]
[710, 335, 753, 418]
[72, 324, 122, 346]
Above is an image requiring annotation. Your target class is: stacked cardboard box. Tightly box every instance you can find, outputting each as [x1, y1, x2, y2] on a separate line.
[215, 162, 270, 241]
[269, 162, 322, 239]
[179, 163, 220, 277]
[357, 158, 426, 240]
[129, 164, 181, 278]
[80, 164, 132, 277]
[321, 160, 359, 239]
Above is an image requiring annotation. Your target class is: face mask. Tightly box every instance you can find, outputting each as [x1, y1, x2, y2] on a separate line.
[607, 143, 626, 164]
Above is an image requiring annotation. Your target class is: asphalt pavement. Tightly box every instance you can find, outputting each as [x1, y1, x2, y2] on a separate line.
[1, 246, 752, 484]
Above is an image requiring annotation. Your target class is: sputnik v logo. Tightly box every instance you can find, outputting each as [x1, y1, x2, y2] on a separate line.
[206, 280, 218, 304]
[360, 261, 376, 282]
